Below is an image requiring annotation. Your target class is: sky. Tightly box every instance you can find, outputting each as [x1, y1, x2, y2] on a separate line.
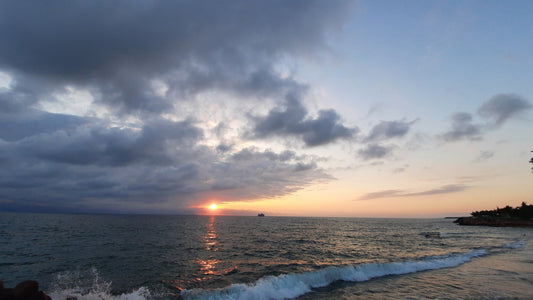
[0, 0, 532, 217]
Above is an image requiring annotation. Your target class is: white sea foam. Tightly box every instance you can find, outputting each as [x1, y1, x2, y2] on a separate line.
[48, 287, 150, 300]
[47, 268, 150, 300]
[181, 249, 487, 300]
[503, 240, 526, 249]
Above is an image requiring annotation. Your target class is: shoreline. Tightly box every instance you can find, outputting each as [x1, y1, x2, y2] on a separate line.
[454, 216, 533, 227]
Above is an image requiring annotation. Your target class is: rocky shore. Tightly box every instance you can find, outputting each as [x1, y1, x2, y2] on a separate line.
[0, 281, 51, 300]
[454, 216, 533, 227]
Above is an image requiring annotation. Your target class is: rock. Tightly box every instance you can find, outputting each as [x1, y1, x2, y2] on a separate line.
[13, 281, 39, 300]
[421, 232, 441, 238]
[0, 280, 52, 300]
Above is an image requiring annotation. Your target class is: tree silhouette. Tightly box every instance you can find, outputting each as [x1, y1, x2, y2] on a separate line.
[471, 202, 533, 219]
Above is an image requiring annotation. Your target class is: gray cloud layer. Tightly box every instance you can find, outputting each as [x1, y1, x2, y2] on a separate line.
[364, 120, 416, 142]
[0, 0, 353, 114]
[251, 93, 358, 147]
[0, 0, 354, 213]
[357, 143, 395, 160]
[0, 111, 330, 213]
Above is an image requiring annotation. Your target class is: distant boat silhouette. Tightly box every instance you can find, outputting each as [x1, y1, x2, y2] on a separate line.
[257, 213, 265, 217]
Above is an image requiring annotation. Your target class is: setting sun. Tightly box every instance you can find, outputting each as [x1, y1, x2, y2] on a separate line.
[209, 204, 218, 210]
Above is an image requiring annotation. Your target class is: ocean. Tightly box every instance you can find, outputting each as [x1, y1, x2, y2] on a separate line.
[1, 212, 532, 300]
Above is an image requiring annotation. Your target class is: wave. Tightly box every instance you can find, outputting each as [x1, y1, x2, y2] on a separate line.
[47, 241, 526, 300]
[420, 231, 478, 238]
[504, 240, 526, 249]
[49, 287, 150, 300]
[47, 268, 151, 300]
[181, 249, 488, 300]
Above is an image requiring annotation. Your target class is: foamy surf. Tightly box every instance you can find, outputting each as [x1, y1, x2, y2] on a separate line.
[504, 240, 526, 249]
[45, 241, 526, 300]
[181, 249, 488, 300]
[48, 287, 150, 300]
[47, 268, 151, 300]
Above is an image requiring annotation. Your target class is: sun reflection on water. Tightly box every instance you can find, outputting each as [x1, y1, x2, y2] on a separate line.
[173, 216, 238, 291]
[194, 217, 223, 282]
[197, 258, 220, 275]
[203, 216, 218, 251]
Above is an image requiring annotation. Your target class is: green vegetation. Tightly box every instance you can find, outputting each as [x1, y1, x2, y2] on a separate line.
[471, 202, 533, 220]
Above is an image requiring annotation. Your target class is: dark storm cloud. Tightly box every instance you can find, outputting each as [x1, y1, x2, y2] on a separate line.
[0, 109, 88, 142]
[0, 75, 58, 113]
[357, 143, 394, 160]
[357, 184, 469, 200]
[441, 112, 482, 142]
[0, 0, 354, 113]
[251, 93, 358, 146]
[0, 112, 329, 212]
[364, 120, 416, 142]
[20, 118, 203, 166]
[0, 1, 354, 212]
[478, 93, 532, 126]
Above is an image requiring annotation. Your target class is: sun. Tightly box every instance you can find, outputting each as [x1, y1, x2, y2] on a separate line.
[209, 203, 218, 210]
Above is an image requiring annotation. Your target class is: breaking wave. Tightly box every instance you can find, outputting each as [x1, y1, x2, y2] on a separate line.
[47, 268, 151, 300]
[46, 241, 526, 300]
[504, 240, 526, 249]
[181, 249, 488, 300]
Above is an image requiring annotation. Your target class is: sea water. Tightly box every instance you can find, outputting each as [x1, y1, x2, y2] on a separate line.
[1, 212, 531, 299]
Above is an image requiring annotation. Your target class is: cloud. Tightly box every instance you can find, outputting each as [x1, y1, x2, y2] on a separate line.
[0, 0, 354, 114]
[209, 148, 331, 199]
[357, 189, 403, 200]
[0, 109, 88, 142]
[393, 164, 410, 173]
[0, 112, 331, 212]
[251, 93, 358, 146]
[478, 93, 532, 126]
[364, 119, 416, 142]
[357, 143, 395, 160]
[0, 1, 355, 213]
[441, 112, 482, 142]
[357, 184, 469, 200]
[21, 118, 202, 167]
[353, 120, 416, 161]
[474, 150, 494, 162]
[441, 94, 531, 142]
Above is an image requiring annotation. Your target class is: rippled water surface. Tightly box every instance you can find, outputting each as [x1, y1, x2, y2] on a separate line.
[1, 213, 531, 299]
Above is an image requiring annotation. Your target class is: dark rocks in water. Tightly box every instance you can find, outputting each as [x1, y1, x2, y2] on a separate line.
[421, 231, 441, 238]
[0, 280, 52, 300]
[454, 216, 533, 227]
